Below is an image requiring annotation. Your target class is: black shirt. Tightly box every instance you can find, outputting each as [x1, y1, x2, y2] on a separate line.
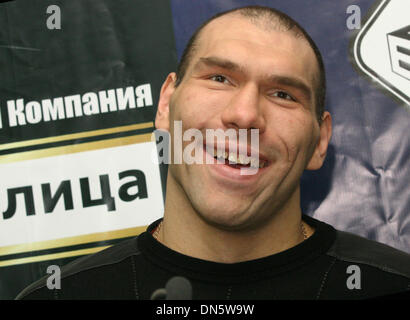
[16, 215, 410, 299]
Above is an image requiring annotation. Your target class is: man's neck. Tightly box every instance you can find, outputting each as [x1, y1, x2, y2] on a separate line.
[157, 175, 314, 264]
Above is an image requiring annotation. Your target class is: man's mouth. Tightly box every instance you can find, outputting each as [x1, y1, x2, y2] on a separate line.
[207, 146, 268, 169]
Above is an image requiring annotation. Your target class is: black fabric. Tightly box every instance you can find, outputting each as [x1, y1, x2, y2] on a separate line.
[16, 215, 410, 300]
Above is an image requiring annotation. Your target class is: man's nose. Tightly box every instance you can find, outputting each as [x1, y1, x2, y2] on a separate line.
[221, 83, 266, 133]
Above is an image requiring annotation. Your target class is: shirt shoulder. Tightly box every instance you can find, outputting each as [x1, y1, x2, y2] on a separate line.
[16, 236, 142, 300]
[326, 229, 410, 279]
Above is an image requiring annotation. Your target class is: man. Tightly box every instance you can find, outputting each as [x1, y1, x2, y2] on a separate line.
[17, 5, 410, 300]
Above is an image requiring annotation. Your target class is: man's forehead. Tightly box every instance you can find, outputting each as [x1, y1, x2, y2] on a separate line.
[192, 14, 318, 83]
[194, 14, 315, 64]
[197, 14, 256, 45]
[198, 13, 292, 44]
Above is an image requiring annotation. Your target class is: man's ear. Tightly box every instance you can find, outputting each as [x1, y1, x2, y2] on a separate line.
[155, 72, 177, 131]
[306, 111, 332, 170]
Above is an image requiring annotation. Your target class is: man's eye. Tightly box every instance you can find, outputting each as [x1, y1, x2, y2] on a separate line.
[272, 91, 295, 101]
[210, 75, 229, 83]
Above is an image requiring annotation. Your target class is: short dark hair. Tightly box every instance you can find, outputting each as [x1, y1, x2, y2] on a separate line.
[175, 5, 326, 123]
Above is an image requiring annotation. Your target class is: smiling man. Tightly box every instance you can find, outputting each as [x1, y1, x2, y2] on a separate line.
[17, 5, 410, 300]
[153, 9, 330, 264]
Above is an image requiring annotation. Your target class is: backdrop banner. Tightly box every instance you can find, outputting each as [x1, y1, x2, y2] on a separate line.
[0, 0, 409, 299]
[0, 0, 176, 299]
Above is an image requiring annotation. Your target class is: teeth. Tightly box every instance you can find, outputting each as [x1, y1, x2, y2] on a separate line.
[228, 154, 236, 163]
[239, 154, 250, 165]
[226, 152, 267, 168]
[212, 147, 267, 168]
[216, 148, 224, 158]
[250, 159, 259, 169]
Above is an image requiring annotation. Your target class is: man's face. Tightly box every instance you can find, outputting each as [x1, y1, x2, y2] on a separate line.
[156, 15, 330, 231]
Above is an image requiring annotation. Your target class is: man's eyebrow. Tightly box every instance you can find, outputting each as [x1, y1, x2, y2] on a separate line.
[268, 75, 312, 101]
[194, 56, 243, 72]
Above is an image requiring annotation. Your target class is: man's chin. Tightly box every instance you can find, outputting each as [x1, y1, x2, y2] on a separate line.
[195, 208, 259, 232]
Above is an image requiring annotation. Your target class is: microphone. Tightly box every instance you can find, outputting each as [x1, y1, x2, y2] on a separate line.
[150, 276, 192, 300]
